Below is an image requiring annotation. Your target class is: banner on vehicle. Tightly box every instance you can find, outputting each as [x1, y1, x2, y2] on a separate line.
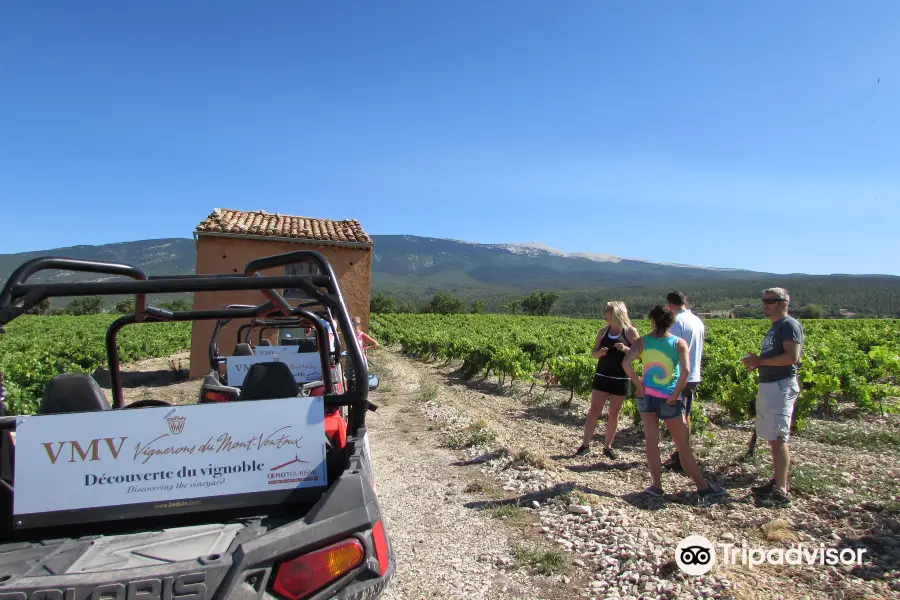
[255, 345, 300, 357]
[12, 396, 327, 527]
[226, 352, 323, 386]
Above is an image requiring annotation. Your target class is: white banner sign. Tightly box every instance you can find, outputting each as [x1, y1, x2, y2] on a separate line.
[226, 352, 324, 386]
[13, 397, 327, 517]
[255, 345, 300, 357]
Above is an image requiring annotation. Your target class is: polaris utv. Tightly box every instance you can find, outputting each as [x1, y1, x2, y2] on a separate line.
[0, 250, 394, 600]
[205, 313, 378, 401]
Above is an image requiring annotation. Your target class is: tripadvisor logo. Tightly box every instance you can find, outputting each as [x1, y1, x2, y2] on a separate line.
[675, 534, 868, 575]
[676, 535, 716, 576]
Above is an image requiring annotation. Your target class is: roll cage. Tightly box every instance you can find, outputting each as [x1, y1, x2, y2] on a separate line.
[0, 249, 370, 433]
[208, 310, 342, 377]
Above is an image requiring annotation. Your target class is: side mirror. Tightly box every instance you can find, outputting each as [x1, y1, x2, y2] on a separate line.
[368, 373, 379, 391]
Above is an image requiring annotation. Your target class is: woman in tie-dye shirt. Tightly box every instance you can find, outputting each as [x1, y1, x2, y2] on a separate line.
[622, 306, 726, 502]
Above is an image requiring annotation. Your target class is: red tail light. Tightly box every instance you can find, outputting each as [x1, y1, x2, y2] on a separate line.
[271, 538, 364, 600]
[202, 390, 231, 403]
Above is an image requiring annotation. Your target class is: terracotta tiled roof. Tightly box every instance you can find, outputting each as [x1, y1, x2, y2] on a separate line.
[195, 208, 373, 245]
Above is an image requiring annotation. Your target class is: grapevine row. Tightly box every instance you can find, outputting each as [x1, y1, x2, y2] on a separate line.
[371, 314, 900, 426]
[0, 315, 192, 415]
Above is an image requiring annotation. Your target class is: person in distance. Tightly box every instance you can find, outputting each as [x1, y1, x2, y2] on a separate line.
[622, 305, 726, 501]
[574, 301, 640, 459]
[353, 316, 380, 368]
[662, 290, 706, 473]
[740, 287, 804, 508]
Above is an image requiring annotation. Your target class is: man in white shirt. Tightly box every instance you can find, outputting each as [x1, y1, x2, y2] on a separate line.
[664, 290, 705, 472]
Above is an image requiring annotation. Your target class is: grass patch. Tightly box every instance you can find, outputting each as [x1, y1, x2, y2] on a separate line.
[510, 448, 550, 470]
[816, 426, 900, 450]
[761, 518, 799, 543]
[487, 503, 525, 519]
[444, 419, 496, 450]
[513, 543, 570, 576]
[419, 376, 439, 402]
[789, 466, 837, 498]
[463, 480, 501, 495]
[557, 488, 593, 507]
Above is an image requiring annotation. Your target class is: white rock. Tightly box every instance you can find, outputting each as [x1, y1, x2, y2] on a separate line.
[569, 504, 593, 515]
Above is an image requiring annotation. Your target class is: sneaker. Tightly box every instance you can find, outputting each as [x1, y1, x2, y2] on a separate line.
[643, 485, 664, 497]
[574, 445, 590, 457]
[757, 488, 792, 508]
[751, 478, 776, 496]
[696, 483, 727, 502]
[603, 447, 619, 460]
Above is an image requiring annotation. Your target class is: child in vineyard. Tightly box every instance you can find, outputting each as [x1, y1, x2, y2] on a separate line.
[622, 305, 726, 501]
[574, 301, 640, 459]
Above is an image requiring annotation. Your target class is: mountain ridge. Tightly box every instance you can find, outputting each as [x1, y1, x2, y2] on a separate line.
[2, 235, 898, 316]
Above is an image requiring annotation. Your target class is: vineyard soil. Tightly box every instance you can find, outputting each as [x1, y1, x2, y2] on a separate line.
[95, 350, 201, 405]
[369, 346, 900, 600]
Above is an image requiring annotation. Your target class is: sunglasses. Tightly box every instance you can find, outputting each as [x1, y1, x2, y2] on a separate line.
[761, 298, 785, 304]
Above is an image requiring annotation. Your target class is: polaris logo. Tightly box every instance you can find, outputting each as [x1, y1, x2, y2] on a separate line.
[0, 572, 208, 600]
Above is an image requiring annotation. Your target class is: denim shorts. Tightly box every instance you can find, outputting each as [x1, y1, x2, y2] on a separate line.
[636, 395, 686, 421]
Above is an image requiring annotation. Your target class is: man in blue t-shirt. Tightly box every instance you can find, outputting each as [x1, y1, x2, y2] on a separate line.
[740, 287, 804, 508]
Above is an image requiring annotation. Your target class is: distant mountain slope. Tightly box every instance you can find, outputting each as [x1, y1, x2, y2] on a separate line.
[1, 235, 766, 290]
[370, 235, 768, 294]
[1, 235, 898, 316]
[0, 239, 196, 285]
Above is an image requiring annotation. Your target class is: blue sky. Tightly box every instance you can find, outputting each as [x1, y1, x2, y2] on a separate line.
[1, 1, 897, 275]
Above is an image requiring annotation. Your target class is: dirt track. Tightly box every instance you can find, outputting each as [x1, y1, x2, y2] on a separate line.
[367, 352, 584, 600]
[365, 348, 899, 600]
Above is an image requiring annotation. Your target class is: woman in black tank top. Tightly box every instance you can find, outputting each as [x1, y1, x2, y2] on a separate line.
[594, 327, 630, 379]
[575, 301, 640, 459]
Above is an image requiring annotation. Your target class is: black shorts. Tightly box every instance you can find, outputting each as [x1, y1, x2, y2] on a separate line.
[683, 381, 699, 413]
[592, 373, 631, 397]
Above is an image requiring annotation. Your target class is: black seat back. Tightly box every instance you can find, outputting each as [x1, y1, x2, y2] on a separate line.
[40, 373, 111, 415]
[296, 339, 317, 353]
[233, 343, 254, 356]
[240, 362, 300, 401]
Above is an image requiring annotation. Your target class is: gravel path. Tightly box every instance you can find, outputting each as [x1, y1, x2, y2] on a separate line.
[365, 349, 900, 600]
[366, 354, 581, 600]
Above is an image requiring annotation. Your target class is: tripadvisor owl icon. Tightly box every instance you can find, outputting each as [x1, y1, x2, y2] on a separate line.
[676, 535, 716, 576]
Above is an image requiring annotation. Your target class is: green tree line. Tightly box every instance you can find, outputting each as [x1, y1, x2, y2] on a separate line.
[24, 296, 195, 316]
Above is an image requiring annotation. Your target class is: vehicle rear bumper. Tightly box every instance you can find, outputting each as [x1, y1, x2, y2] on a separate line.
[0, 469, 395, 600]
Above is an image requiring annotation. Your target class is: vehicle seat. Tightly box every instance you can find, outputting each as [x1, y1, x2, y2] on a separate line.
[296, 339, 317, 353]
[239, 362, 300, 400]
[258, 339, 272, 346]
[0, 432, 14, 484]
[233, 343, 254, 356]
[39, 373, 111, 415]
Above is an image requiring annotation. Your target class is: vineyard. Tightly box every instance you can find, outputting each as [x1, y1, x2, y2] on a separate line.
[371, 314, 900, 429]
[3, 313, 898, 427]
[0, 315, 191, 415]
